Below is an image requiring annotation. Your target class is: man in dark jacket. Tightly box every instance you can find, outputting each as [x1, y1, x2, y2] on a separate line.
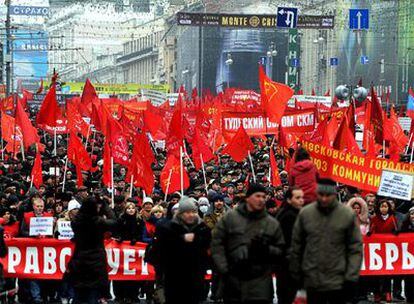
[275, 186, 304, 304]
[211, 183, 285, 304]
[154, 196, 211, 304]
[290, 178, 362, 304]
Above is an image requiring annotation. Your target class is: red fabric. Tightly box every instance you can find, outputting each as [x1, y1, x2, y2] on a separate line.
[15, 98, 40, 149]
[31, 153, 43, 189]
[289, 159, 317, 205]
[160, 154, 189, 194]
[370, 87, 384, 144]
[66, 102, 90, 137]
[370, 215, 398, 234]
[3, 222, 20, 238]
[259, 65, 294, 123]
[311, 88, 316, 96]
[221, 125, 254, 162]
[384, 106, 408, 150]
[79, 78, 97, 116]
[106, 116, 129, 166]
[166, 106, 184, 156]
[36, 84, 63, 127]
[68, 132, 93, 187]
[35, 79, 43, 94]
[144, 221, 156, 239]
[23, 211, 53, 227]
[192, 129, 214, 170]
[269, 148, 281, 186]
[333, 115, 362, 156]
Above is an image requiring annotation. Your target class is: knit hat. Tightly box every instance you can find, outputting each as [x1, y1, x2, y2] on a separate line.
[177, 196, 198, 214]
[143, 197, 154, 206]
[409, 206, 414, 215]
[245, 183, 267, 197]
[211, 194, 225, 203]
[68, 199, 81, 212]
[197, 197, 209, 206]
[317, 178, 337, 195]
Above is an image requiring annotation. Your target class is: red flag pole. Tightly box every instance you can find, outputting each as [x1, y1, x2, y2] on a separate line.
[164, 169, 173, 202]
[200, 154, 208, 194]
[180, 146, 184, 196]
[248, 151, 256, 183]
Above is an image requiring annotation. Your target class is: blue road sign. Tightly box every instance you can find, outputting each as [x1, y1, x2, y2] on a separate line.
[360, 56, 369, 65]
[330, 57, 339, 66]
[290, 58, 300, 67]
[277, 7, 298, 29]
[259, 56, 267, 65]
[349, 9, 369, 30]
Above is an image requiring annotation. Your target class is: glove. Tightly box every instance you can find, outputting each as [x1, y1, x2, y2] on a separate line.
[130, 239, 137, 246]
[230, 245, 249, 263]
[249, 234, 271, 261]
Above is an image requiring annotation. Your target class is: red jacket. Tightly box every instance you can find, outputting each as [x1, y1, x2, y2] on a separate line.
[0, 218, 20, 238]
[369, 214, 398, 234]
[289, 159, 318, 204]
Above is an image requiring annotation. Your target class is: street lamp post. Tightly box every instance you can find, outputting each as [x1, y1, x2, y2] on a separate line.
[225, 53, 233, 89]
[266, 42, 277, 80]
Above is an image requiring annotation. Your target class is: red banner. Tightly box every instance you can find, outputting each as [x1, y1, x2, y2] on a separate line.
[301, 141, 414, 192]
[2, 236, 414, 279]
[2, 238, 154, 281]
[222, 108, 315, 138]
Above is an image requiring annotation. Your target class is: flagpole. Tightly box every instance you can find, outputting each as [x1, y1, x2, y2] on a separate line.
[129, 174, 134, 198]
[180, 146, 184, 196]
[84, 125, 91, 149]
[20, 142, 25, 161]
[164, 169, 173, 202]
[111, 156, 114, 208]
[62, 157, 68, 192]
[90, 130, 96, 157]
[200, 154, 208, 194]
[406, 133, 413, 155]
[410, 141, 414, 164]
[248, 150, 256, 183]
[53, 128, 57, 156]
[30, 175, 34, 189]
[1, 138, 3, 160]
[382, 140, 386, 158]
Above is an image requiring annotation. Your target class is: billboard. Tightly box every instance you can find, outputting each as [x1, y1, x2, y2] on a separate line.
[12, 30, 48, 88]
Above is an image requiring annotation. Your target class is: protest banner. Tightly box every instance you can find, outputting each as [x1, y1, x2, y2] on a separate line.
[56, 221, 74, 240]
[3, 236, 414, 279]
[2, 238, 154, 280]
[222, 108, 315, 138]
[377, 170, 414, 201]
[29, 217, 54, 237]
[301, 141, 414, 192]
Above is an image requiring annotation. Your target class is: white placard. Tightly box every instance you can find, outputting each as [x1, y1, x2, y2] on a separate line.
[57, 221, 74, 240]
[378, 170, 414, 201]
[29, 217, 54, 236]
[49, 167, 60, 176]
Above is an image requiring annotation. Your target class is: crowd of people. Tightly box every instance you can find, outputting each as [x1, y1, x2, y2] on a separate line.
[0, 115, 413, 304]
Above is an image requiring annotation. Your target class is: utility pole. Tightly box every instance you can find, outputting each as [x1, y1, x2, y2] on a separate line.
[5, 0, 11, 96]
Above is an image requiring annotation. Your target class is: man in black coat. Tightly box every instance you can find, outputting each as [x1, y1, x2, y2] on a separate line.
[275, 186, 304, 304]
[153, 196, 211, 304]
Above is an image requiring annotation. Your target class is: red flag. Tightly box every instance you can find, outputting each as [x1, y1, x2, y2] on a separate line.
[311, 88, 316, 96]
[81, 79, 97, 105]
[297, 89, 304, 95]
[192, 129, 214, 170]
[278, 125, 288, 148]
[370, 87, 384, 144]
[333, 116, 362, 156]
[102, 140, 112, 187]
[222, 125, 254, 162]
[15, 98, 39, 149]
[347, 104, 356, 136]
[259, 66, 294, 123]
[36, 85, 63, 127]
[166, 106, 184, 155]
[269, 148, 281, 186]
[322, 116, 339, 147]
[31, 153, 43, 189]
[358, 78, 363, 87]
[66, 102, 90, 137]
[160, 154, 189, 194]
[324, 89, 331, 97]
[68, 131, 92, 187]
[143, 108, 163, 137]
[106, 116, 129, 166]
[383, 106, 408, 149]
[126, 133, 154, 194]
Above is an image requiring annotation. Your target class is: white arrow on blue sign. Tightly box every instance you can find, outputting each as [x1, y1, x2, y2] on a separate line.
[290, 58, 300, 67]
[330, 57, 339, 66]
[259, 56, 267, 65]
[360, 56, 369, 65]
[277, 7, 298, 29]
[349, 9, 369, 30]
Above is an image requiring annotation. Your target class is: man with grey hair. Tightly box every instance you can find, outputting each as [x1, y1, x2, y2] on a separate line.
[151, 196, 211, 304]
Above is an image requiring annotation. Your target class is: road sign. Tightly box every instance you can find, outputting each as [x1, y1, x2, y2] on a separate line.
[349, 9, 369, 30]
[330, 57, 339, 66]
[360, 56, 369, 65]
[287, 29, 299, 91]
[290, 58, 300, 67]
[259, 56, 267, 65]
[277, 7, 298, 29]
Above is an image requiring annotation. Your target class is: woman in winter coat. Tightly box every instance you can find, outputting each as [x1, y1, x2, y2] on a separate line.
[152, 196, 211, 304]
[347, 197, 370, 235]
[288, 147, 318, 205]
[66, 196, 117, 304]
[368, 199, 398, 303]
[113, 202, 144, 304]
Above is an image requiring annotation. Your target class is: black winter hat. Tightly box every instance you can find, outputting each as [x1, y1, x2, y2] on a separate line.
[246, 183, 267, 198]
